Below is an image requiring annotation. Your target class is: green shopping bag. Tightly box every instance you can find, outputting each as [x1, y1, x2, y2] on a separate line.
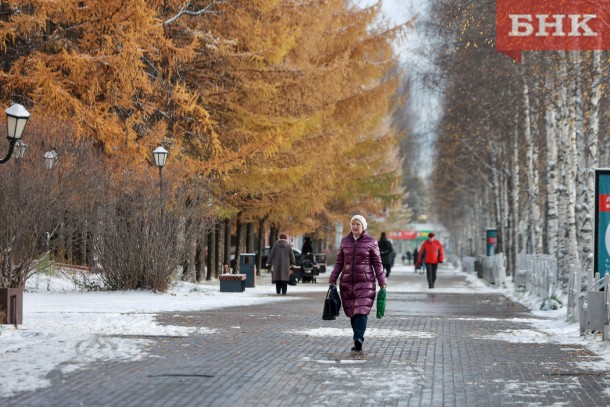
[376, 287, 386, 319]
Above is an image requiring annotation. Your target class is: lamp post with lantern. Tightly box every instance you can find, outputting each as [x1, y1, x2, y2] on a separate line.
[44, 150, 58, 252]
[0, 104, 30, 165]
[0, 104, 30, 325]
[153, 146, 168, 217]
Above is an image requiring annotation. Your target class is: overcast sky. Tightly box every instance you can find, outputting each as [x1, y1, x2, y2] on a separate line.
[358, 0, 440, 177]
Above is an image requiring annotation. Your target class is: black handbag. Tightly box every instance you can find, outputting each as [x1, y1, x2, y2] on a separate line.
[330, 285, 341, 316]
[288, 274, 298, 286]
[323, 286, 340, 320]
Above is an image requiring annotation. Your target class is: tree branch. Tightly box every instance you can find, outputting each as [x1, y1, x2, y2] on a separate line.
[164, 1, 222, 25]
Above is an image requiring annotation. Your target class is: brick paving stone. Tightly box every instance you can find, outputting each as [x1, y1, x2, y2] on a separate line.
[4, 268, 610, 406]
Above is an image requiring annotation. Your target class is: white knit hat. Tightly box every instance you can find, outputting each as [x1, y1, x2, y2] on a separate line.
[350, 214, 367, 230]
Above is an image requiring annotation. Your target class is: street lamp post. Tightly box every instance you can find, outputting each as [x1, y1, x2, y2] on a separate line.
[13, 140, 27, 204]
[44, 150, 58, 252]
[0, 104, 30, 164]
[153, 146, 168, 217]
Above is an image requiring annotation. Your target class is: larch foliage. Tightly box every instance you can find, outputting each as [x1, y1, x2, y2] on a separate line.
[0, 0, 217, 169]
[202, 0, 408, 228]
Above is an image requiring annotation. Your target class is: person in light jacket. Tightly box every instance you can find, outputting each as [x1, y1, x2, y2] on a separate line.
[267, 233, 295, 295]
[329, 215, 387, 352]
[416, 232, 445, 289]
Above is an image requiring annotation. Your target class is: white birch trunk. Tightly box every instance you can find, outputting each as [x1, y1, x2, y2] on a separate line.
[581, 50, 602, 284]
[523, 76, 542, 254]
[557, 53, 570, 277]
[511, 115, 521, 271]
[566, 52, 580, 280]
[545, 97, 559, 258]
[500, 166, 510, 272]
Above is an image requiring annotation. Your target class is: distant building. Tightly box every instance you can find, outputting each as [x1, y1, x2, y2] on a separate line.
[388, 223, 448, 258]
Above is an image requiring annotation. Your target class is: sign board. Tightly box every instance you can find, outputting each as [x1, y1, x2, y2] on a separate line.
[486, 229, 497, 256]
[594, 169, 610, 278]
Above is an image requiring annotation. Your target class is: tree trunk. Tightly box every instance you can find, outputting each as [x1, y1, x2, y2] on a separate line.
[207, 220, 217, 279]
[195, 228, 206, 282]
[257, 217, 266, 276]
[235, 213, 242, 273]
[183, 223, 197, 282]
[581, 50, 602, 284]
[223, 218, 231, 272]
[246, 222, 254, 253]
[565, 52, 580, 284]
[523, 75, 542, 254]
[546, 103, 559, 259]
[511, 115, 520, 271]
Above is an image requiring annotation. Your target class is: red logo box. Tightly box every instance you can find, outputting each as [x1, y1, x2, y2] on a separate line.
[496, 0, 610, 61]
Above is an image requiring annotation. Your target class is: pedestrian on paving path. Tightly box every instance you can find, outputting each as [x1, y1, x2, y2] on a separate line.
[416, 232, 445, 289]
[329, 215, 387, 352]
[301, 236, 313, 256]
[267, 233, 295, 295]
[378, 232, 394, 278]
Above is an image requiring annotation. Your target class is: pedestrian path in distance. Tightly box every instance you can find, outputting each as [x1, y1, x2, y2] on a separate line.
[6, 265, 610, 406]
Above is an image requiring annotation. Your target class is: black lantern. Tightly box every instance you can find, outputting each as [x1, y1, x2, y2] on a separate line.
[0, 104, 30, 164]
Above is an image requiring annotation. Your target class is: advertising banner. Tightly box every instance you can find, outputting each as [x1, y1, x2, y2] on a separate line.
[595, 170, 610, 278]
[486, 229, 497, 256]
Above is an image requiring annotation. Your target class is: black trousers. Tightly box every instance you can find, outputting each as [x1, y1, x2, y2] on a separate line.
[425, 263, 438, 287]
[383, 263, 392, 278]
[275, 281, 287, 294]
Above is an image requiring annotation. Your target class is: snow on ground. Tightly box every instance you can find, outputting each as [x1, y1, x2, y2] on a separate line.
[1, 263, 609, 399]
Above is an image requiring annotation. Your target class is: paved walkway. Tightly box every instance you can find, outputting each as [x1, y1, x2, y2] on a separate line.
[6, 266, 610, 406]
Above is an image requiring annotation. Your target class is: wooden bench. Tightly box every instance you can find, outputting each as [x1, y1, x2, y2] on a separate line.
[219, 274, 247, 292]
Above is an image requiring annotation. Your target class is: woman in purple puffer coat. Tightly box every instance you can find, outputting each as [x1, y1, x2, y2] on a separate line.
[329, 215, 387, 352]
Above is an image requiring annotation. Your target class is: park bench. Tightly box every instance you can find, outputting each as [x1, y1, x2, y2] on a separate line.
[219, 274, 247, 292]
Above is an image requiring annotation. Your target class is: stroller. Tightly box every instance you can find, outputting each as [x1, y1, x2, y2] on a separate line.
[298, 253, 319, 283]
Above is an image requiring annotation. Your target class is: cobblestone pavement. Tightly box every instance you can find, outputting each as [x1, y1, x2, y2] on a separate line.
[6, 267, 610, 406]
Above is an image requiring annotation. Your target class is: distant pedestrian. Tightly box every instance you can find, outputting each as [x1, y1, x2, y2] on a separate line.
[406, 251, 412, 264]
[378, 232, 394, 278]
[301, 235, 314, 256]
[267, 233, 296, 295]
[413, 248, 419, 272]
[416, 233, 445, 289]
[329, 215, 387, 352]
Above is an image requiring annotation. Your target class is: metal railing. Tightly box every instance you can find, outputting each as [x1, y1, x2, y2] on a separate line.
[462, 256, 476, 273]
[515, 253, 558, 299]
[461, 254, 506, 286]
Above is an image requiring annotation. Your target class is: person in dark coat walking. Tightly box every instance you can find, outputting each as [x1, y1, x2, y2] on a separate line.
[301, 236, 314, 256]
[267, 233, 296, 295]
[329, 215, 387, 352]
[413, 248, 419, 272]
[416, 233, 445, 289]
[378, 232, 394, 278]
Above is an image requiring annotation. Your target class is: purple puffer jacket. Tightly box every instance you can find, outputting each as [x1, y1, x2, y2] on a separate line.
[329, 231, 387, 318]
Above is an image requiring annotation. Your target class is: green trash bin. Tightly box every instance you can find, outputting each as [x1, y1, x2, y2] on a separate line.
[240, 253, 257, 288]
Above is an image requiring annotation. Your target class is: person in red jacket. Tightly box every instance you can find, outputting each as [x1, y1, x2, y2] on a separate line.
[416, 232, 445, 289]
